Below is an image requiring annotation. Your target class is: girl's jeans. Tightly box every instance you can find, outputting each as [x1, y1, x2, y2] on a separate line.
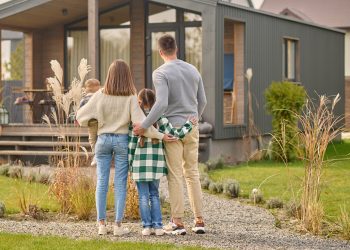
[136, 180, 163, 229]
[95, 133, 128, 223]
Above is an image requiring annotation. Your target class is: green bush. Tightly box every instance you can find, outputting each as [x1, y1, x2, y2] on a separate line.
[8, 166, 23, 179]
[0, 165, 10, 177]
[0, 201, 5, 217]
[265, 81, 306, 162]
[266, 198, 284, 209]
[223, 179, 240, 198]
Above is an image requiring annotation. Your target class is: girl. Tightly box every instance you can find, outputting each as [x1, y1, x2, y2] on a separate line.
[76, 60, 175, 236]
[129, 88, 197, 236]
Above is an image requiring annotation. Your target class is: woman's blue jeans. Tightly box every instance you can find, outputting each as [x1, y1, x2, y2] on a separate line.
[136, 180, 163, 229]
[95, 133, 129, 223]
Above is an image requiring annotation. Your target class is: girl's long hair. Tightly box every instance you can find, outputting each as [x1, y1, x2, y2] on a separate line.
[103, 59, 136, 96]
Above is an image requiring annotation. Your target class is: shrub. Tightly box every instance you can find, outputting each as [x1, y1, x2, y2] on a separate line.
[0, 201, 5, 217]
[69, 175, 95, 220]
[8, 166, 23, 179]
[223, 179, 240, 198]
[50, 168, 77, 213]
[266, 198, 283, 209]
[36, 172, 51, 185]
[25, 171, 37, 183]
[265, 81, 306, 162]
[200, 176, 211, 190]
[206, 158, 224, 171]
[216, 183, 223, 193]
[208, 182, 218, 193]
[250, 188, 263, 204]
[338, 205, 350, 240]
[286, 201, 301, 218]
[28, 204, 45, 220]
[0, 164, 10, 177]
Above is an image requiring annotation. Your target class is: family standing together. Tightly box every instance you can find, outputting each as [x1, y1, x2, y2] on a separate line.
[76, 34, 207, 236]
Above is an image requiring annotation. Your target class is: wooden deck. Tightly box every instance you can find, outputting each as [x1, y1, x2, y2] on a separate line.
[0, 124, 92, 165]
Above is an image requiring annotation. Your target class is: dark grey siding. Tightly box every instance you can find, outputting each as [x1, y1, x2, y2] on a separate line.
[214, 3, 345, 139]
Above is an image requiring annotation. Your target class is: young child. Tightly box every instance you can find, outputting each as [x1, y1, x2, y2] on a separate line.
[128, 88, 197, 236]
[80, 78, 101, 166]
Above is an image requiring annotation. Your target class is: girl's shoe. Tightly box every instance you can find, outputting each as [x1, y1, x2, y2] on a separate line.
[155, 228, 165, 236]
[142, 227, 152, 236]
[113, 225, 130, 236]
[98, 224, 108, 235]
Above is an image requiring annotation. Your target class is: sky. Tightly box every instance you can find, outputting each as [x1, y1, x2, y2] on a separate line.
[252, 0, 264, 8]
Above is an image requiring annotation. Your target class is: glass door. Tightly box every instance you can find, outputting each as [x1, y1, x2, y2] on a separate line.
[146, 28, 179, 88]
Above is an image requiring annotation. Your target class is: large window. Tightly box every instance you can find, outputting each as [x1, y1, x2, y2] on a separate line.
[223, 19, 245, 125]
[283, 38, 299, 82]
[66, 4, 130, 84]
[146, 2, 202, 85]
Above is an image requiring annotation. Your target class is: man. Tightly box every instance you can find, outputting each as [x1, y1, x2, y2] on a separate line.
[133, 34, 207, 235]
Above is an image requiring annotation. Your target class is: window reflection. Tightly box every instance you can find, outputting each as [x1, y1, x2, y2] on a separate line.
[185, 27, 202, 73]
[67, 30, 88, 82]
[148, 3, 176, 23]
[184, 12, 202, 22]
[100, 28, 130, 84]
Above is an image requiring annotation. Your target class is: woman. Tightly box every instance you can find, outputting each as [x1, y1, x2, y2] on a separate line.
[76, 59, 175, 236]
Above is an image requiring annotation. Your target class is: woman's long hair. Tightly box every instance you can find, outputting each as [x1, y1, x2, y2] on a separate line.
[103, 59, 136, 96]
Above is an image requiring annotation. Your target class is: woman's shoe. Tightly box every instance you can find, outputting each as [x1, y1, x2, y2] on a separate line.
[98, 224, 108, 235]
[142, 227, 152, 236]
[155, 228, 165, 236]
[113, 225, 130, 236]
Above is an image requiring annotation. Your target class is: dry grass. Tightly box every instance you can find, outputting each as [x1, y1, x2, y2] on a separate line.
[337, 205, 350, 240]
[69, 174, 95, 220]
[296, 94, 342, 234]
[124, 173, 139, 220]
[44, 59, 92, 215]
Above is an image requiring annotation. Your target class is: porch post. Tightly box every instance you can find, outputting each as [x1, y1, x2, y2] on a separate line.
[23, 32, 33, 123]
[130, 0, 146, 90]
[88, 0, 99, 78]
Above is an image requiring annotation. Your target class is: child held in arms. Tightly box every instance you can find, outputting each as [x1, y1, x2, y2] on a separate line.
[129, 88, 197, 236]
[80, 78, 101, 166]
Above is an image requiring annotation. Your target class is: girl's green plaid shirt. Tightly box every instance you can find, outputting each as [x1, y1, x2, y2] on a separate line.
[128, 116, 194, 182]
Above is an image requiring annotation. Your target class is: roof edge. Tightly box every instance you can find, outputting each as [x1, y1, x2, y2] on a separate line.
[0, 0, 52, 19]
[218, 0, 345, 34]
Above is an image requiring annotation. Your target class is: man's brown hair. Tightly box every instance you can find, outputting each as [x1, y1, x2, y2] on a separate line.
[158, 34, 177, 56]
[103, 59, 136, 96]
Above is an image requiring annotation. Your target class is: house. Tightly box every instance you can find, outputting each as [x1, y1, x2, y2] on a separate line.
[0, 0, 344, 164]
[260, 0, 350, 128]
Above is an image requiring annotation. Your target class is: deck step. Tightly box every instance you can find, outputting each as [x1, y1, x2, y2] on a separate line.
[0, 141, 91, 147]
[0, 150, 93, 156]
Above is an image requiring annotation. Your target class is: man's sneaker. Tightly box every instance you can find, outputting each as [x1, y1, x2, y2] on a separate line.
[192, 220, 205, 234]
[98, 224, 107, 235]
[171, 225, 186, 235]
[142, 227, 152, 236]
[163, 221, 176, 232]
[155, 228, 165, 236]
[164, 221, 186, 235]
[113, 225, 130, 236]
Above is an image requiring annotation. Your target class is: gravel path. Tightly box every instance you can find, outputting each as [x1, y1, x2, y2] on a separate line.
[1, 177, 349, 250]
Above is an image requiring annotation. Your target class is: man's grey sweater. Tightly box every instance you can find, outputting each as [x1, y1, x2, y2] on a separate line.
[142, 59, 207, 129]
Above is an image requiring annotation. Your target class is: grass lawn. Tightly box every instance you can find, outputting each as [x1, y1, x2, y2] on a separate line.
[0, 176, 59, 214]
[209, 140, 350, 221]
[0, 232, 212, 250]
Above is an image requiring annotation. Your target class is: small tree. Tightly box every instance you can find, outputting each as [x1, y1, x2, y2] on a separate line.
[5, 40, 24, 80]
[265, 81, 306, 161]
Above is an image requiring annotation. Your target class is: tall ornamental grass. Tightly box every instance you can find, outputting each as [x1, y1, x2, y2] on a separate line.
[296, 94, 342, 234]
